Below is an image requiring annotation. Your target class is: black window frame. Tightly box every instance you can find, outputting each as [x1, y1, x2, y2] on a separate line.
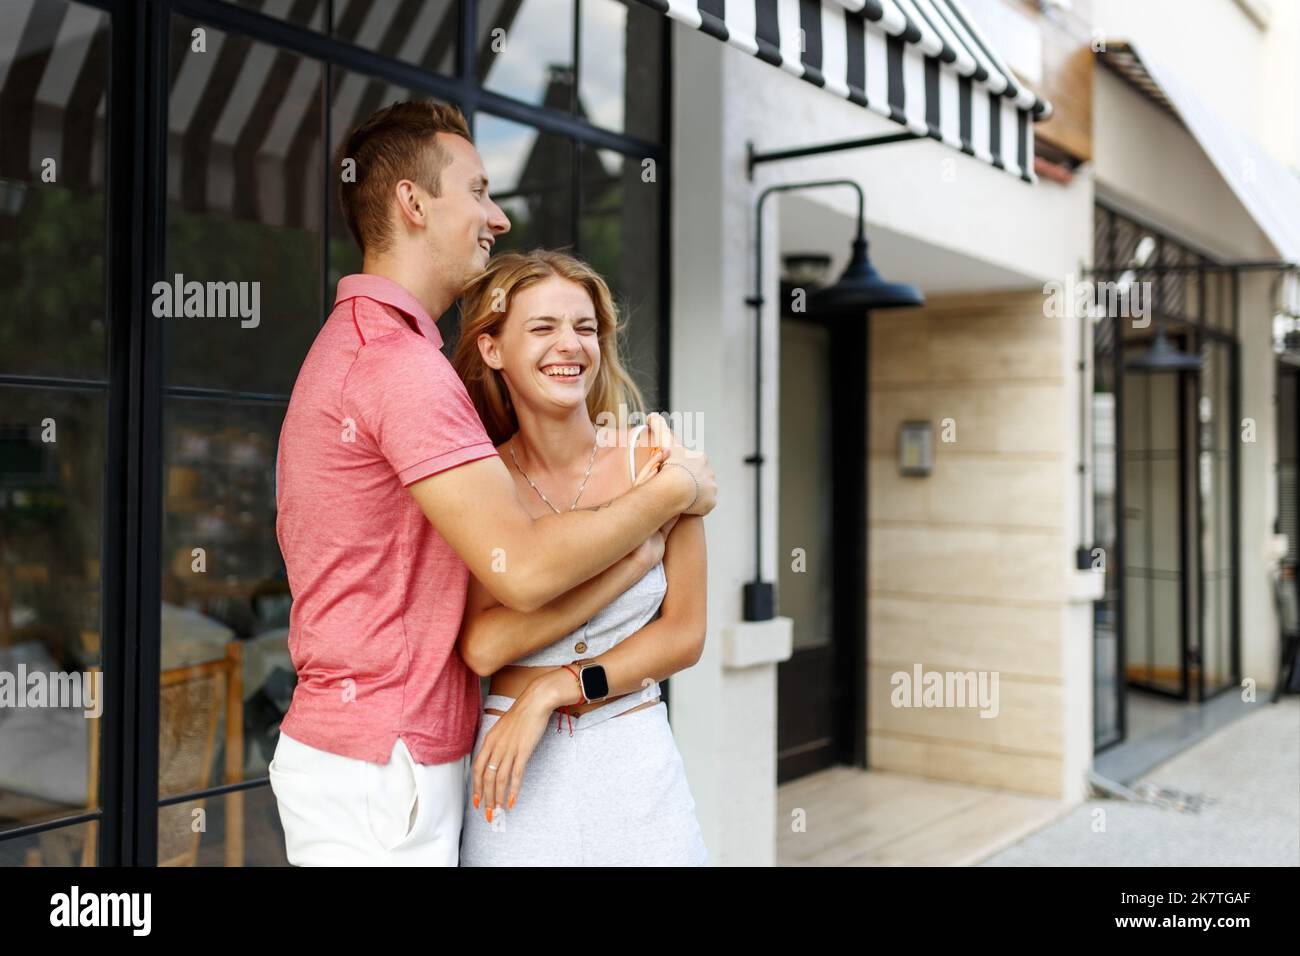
[0, 0, 672, 866]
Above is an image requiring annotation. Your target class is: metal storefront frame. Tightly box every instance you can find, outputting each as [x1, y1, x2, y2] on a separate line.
[0, 0, 672, 866]
[1090, 199, 1246, 752]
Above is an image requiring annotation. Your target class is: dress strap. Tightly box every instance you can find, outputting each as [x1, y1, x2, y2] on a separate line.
[627, 423, 649, 483]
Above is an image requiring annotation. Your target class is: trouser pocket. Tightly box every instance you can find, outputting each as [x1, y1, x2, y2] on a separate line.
[365, 737, 420, 852]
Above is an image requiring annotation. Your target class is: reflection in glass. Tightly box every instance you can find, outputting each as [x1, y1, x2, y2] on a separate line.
[477, 0, 574, 108]
[157, 781, 287, 866]
[477, 113, 574, 256]
[0, 820, 96, 866]
[332, 0, 456, 75]
[1092, 375, 1120, 747]
[579, 0, 664, 140]
[778, 320, 833, 652]
[1120, 363, 1185, 695]
[166, 17, 324, 395]
[0, 0, 109, 843]
[580, 147, 661, 407]
[0, 390, 105, 835]
[160, 399, 292, 791]
[162, 17, 316, 808]
[1198, 340, 1235, 695]
[226, 0, 325, 31]
[0, 0, 109, 380]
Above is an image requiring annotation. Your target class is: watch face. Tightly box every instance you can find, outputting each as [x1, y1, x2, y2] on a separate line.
[581, 665, 609, 701]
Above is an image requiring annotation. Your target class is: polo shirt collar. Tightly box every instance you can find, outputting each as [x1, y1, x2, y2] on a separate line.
[335, 273, 444, 348]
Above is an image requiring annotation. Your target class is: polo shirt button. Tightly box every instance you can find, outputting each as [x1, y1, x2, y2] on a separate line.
[574, 641, 587, 654]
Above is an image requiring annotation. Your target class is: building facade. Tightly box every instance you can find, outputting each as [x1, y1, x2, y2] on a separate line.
[1, 0, 1295, 867]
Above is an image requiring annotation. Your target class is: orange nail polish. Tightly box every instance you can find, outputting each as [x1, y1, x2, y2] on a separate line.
[472, 794, 480, 809]
[486, 807, 493, 823]
[508, 795, 515, 809]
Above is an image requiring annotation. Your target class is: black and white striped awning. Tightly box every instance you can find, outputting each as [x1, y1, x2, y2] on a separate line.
[639, 0, 1052, 182]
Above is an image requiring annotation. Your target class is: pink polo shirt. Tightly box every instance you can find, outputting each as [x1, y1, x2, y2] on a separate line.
[275, 274, 498, 765]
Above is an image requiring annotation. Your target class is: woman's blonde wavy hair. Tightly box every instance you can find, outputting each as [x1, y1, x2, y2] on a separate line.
[452, 249, 646, 446]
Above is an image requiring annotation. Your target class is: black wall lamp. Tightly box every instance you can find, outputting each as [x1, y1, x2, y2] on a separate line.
[743, 176, 924, 621]
[1125, 323, 1201, 372]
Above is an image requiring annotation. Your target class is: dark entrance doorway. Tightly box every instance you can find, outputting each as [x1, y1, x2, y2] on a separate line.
[776, 280, 867, 783]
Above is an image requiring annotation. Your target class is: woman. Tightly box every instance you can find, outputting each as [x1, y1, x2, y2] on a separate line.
[450, 249, 709, 866]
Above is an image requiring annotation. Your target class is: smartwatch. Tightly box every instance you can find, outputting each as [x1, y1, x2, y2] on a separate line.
[575, 662, 609, 703]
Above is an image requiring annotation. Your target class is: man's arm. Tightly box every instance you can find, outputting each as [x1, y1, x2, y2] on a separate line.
[345, 333, 715, 610]
[457, 531, 666, 676]
[409, 445, 708, 613]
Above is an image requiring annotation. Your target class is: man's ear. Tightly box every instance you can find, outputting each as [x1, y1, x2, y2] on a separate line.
[394, 179, 426, 230]
[477, 332, 503, 370]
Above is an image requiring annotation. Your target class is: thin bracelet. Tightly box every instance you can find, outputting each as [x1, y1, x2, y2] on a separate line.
[557, 665, 583, 737]
[560, 664, 584, 704]
[662, 461, 699, 511]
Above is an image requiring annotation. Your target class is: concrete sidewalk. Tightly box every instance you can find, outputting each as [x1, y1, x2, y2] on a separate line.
[979, 698, 1300, 867]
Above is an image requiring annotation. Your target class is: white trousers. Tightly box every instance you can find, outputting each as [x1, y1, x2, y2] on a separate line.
[269, 730, 468, 866]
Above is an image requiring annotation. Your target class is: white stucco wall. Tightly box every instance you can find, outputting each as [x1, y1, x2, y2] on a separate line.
[669, 24, 783, 867]
[669, 12, 1098, 861]
[668, 0, 1295, 866]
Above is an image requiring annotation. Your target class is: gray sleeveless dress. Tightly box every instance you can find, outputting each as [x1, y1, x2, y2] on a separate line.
[458, 425, 709, 866]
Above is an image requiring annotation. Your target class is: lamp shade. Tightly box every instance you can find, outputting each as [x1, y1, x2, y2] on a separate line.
[806, 235, 924, 315]
[1126, 327, 1201, 371]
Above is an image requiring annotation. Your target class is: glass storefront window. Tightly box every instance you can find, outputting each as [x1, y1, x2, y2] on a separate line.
[157, 17, 324, 859]
[0, 0, 666, 866]
[225, 0, 326, 31]
[0, 391, 106, 837]
[0, 0, 109, 380]
[580, 146, 661, 407]
[334, 0, 456, 75]
[579, 0, 664, 141]
[476, 112, 576, 255]
[1092, 203, 1241, 749]
[166, 16, 325, 395]
[478, 0, 575, 109]
[1198, 340, 1235, 696]
[0, 0, 109, 840]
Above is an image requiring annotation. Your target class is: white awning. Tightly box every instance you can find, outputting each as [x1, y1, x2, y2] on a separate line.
[637, 0, 1052, 181]
[1099, 41, 1300, 264]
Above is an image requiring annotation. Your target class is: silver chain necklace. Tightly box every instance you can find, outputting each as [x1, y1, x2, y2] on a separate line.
[508, 431, 600, 514]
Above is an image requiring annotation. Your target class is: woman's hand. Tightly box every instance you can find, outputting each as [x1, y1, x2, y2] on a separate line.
[633, 444, 667, 488]
[470, 669, 580, 821]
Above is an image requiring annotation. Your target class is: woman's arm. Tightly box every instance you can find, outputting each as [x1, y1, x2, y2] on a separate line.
[457, 532, 666, 677]
[524, 513, 707, 707]
[468, 514, 706, 817]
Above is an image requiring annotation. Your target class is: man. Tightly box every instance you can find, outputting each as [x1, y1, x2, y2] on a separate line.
[270, 101, 715, 865]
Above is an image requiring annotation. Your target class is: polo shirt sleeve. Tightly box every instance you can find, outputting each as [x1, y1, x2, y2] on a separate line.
[343, 335, 499, 486]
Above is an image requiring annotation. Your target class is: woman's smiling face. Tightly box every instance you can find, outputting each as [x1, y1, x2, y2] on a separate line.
[479, 275, 602, 415]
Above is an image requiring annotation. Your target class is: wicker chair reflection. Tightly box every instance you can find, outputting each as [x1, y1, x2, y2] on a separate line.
[81, 641, 244, 866]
